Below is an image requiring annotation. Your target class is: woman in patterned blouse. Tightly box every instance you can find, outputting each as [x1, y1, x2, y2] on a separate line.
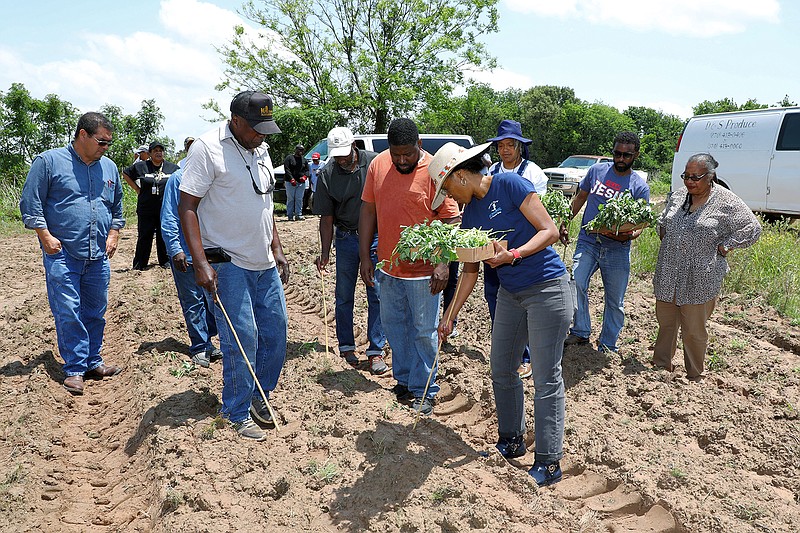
[652, 153, 761, 380]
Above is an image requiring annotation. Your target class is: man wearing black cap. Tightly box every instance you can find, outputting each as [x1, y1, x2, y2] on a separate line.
[283, 144, 309, 221]
[179, 90, 289, 442]
[123, 140, 179, 270]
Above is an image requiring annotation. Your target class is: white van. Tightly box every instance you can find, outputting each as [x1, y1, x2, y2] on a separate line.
[273, 133, 475, 203]
[671, 107, 800, 218]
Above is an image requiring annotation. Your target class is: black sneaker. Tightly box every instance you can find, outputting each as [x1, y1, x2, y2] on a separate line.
[391, 383, 414, 402]
[564, 334, 589, 346]
[412, 396, 434, 416]
[207, 347, 223, 362]
[250, 396, 274, 426]
[528, 461, 562, 487]
[341, 351, 360, 368]
[496, 435, 526, 458]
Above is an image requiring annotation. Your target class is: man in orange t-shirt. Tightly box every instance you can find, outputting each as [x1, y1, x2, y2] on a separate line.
[359, 118, 460, 416]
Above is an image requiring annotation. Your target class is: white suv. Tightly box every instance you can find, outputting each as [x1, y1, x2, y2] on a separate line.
[544, 155, 613, 196]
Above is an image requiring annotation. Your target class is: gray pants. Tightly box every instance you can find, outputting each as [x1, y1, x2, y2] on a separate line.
[491, 273, 570, 464]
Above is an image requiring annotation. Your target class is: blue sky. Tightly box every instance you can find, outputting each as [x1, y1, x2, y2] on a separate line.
[2, 0, 796, 147]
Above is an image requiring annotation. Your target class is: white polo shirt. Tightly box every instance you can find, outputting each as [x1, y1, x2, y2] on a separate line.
[180, 122, 277, 271]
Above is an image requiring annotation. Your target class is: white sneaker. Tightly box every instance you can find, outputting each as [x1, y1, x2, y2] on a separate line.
[233, 417, 266, 441]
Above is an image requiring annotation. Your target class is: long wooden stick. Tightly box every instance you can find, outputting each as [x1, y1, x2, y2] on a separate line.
[318, 235, 331, 358]
[215, 292, 281, 432]
[413, 270, 465, 429]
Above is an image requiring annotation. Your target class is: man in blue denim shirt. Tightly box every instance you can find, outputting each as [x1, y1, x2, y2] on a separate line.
[160, 168, 222, 368]
[19, 112, 126, 395]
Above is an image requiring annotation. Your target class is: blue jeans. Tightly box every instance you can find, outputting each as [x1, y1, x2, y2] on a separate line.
[376, 271, 440, 398]
[571, 238, 631, 351]
[285, 181, 303, 219]
[43, 250, 110, 376]
[208, 263, 288, 423]
[334, 230, 385, 355]
[491, 274, 570, 463]
[484, 264, 530, 364]
[170, 260, 218, 355]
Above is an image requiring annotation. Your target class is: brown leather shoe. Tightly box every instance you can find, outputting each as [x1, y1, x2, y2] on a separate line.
[63, 375, 84, 395]
[85, 364, 122, 379]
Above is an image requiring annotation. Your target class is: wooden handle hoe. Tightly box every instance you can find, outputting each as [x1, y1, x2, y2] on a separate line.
[413, 272, 464, 430]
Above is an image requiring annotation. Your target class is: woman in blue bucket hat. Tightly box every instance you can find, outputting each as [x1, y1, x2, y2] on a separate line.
[485, 120, 549, 379]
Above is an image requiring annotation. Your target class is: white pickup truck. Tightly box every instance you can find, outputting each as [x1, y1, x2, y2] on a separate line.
[544, 155, 649, 195]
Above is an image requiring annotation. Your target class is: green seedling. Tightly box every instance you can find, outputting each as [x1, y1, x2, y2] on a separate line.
[307, 460, 339, 483]
[540, 190, 572, 226]
[388, 219, 505, 268]
[707, 349, 728, 371]
[585, 191, 657, 233]
[170, 361, 196, 378]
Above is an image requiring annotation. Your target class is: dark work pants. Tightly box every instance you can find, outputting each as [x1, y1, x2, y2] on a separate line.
[134, 209, 168, 269]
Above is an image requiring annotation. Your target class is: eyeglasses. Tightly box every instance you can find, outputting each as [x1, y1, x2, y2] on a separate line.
[91, 135, 114, 147]
[612, 150, 635, 159]
[248, 162, 275, 195]
[680, 172, 709, 182]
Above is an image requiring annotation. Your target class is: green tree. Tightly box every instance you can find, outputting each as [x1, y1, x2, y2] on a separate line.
[418, 84, 520, 144]
[623, 106, 684, 172]
[0, 84, 78, 181]
[99, 100, 171, 169]
[220, 0, 499, 133]
[270, 106, 340, 162]
[518, 85, 578, 167]
[551, 101, 634, 164]
[135, 99, 165, 145]
[693, 97, 767, 115]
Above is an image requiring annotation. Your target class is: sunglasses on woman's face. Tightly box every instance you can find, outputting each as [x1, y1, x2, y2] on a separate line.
[680, 172, 709, 182]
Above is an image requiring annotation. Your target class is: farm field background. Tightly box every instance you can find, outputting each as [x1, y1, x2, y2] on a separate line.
[0, 216, 798, 532]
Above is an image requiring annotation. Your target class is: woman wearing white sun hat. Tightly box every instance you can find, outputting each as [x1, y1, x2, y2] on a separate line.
[432, 141, 570, 487]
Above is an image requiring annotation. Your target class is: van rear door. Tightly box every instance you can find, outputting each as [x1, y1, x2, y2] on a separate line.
[766, 112, 800, 215]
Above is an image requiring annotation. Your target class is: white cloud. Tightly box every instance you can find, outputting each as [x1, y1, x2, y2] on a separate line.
[0, 0, 259, 146]
[159, 0, 243, 46]
[503, 0, 780, 36]
[466, 67, 535, 91]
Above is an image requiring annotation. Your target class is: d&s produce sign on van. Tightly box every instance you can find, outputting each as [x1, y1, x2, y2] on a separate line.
[671, 107, 800, 218]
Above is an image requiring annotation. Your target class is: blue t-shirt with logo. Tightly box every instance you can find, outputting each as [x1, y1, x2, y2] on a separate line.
[461, 172, 565, 293]
[577, 162, 650, 246]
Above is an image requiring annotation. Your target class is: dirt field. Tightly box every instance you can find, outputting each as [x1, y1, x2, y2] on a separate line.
[0, 216, 798, 532]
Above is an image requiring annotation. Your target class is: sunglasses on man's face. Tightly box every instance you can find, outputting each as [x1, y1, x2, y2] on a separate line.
[612, 150, 635, 159]
[91, 135, 114, 147]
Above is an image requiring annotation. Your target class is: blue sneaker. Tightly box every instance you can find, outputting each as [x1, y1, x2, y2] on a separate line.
[528, 461, 562, 486]
[496, 435, 526, 459]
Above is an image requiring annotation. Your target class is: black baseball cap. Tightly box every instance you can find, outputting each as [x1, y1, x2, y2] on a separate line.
[230, 91, 281, 135]
[149, 140, 165, 151]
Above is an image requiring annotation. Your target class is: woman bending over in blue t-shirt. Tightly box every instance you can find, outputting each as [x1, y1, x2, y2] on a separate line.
[429, 142, 571, 487]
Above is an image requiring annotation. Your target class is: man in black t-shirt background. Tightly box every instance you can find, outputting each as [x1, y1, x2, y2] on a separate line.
[123, 140, 179, 270]
[313, 127, 387, 374]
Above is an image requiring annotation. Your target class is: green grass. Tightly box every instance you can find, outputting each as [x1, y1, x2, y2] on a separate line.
[306, 460, 340, 483]
[630, 215, 800, 320]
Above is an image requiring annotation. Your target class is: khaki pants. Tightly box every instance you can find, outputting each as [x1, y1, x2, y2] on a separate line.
[653, 298, 717, 379]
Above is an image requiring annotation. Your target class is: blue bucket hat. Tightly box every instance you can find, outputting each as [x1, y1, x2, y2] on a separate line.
[487, 119, 532, 145]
